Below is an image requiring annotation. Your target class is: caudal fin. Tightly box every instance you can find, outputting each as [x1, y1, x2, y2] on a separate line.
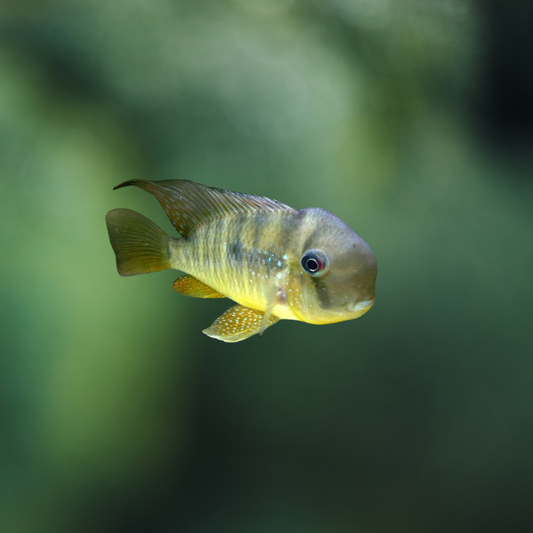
[106, 208, 172, 276]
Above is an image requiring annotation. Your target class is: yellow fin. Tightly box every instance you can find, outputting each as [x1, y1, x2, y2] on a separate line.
[172, 275, 225, 298]
[106, 209, 171, 276]
[203, 305, 280, 343]
[113, 179, 295, 237]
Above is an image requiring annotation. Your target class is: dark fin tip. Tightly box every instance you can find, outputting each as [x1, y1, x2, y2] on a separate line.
[113, 180, 139, 191]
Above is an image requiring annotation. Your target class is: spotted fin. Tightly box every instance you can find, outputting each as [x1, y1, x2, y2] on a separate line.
[172, 275, 225, 298]
[113, 179, 295, 237]
[203, 305, 280, 343]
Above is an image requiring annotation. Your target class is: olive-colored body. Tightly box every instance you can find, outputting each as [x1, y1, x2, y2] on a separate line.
[172, 208, 376, 325]
[106, 179, 377, 342]
[171, 211, 297, 319]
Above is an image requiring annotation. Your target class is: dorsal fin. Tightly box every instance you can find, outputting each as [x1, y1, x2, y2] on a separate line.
[113, 179, 294, 237]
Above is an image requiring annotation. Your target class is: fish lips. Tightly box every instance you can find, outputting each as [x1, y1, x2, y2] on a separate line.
[347, 298, 375, 314]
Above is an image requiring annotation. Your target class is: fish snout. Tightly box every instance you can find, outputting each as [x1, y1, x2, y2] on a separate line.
[347, 298, 375, 313]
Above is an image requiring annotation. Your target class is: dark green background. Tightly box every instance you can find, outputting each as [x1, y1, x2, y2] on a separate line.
[1, 1, 532, 532]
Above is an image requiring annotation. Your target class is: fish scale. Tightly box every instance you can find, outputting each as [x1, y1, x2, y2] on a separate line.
[176, 213, 290, 313]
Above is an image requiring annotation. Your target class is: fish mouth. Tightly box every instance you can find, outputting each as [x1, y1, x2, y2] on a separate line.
[347, 299, 375, 313]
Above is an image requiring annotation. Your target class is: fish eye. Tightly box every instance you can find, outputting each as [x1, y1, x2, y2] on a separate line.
[300, 249, 329, 277]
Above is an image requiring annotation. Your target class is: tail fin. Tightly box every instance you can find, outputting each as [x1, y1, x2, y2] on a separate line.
[106, 209, 172, 276]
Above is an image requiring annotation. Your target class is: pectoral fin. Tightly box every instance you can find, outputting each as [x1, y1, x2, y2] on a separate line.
[203, 305, 279, 343]
[173, 275, 225, 298]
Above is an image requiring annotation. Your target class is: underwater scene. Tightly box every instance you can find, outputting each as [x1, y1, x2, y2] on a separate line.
[1, 1, 532, 532]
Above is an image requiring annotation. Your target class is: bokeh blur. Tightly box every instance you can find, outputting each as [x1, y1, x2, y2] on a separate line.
[1, 1, 532, 532]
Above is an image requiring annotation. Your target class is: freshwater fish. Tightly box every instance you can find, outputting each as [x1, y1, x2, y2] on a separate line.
[106, 180, 377, 343]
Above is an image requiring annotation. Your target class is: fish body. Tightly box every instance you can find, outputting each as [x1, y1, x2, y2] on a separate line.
[106, 180, 377, 342]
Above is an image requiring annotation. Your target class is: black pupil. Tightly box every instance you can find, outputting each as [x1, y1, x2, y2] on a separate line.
[306, 257, 319, 272]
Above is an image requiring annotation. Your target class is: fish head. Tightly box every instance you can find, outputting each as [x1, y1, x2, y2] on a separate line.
[288, 208, 377, 325]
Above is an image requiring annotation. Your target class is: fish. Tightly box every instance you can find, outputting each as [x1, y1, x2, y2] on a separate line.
[105, 180, 377, 343]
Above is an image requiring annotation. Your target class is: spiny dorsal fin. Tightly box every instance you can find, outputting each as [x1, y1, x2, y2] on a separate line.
[203, 305, 280, 343]
[172, 275, 225, 298]
[113, 179, 294, 237]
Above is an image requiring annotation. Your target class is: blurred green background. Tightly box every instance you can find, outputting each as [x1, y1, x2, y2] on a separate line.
[1, 1, 532, 532]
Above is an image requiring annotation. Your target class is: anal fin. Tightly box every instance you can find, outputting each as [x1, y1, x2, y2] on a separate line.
[173, 275, 226, 298]
[203, 305, 279, 343]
